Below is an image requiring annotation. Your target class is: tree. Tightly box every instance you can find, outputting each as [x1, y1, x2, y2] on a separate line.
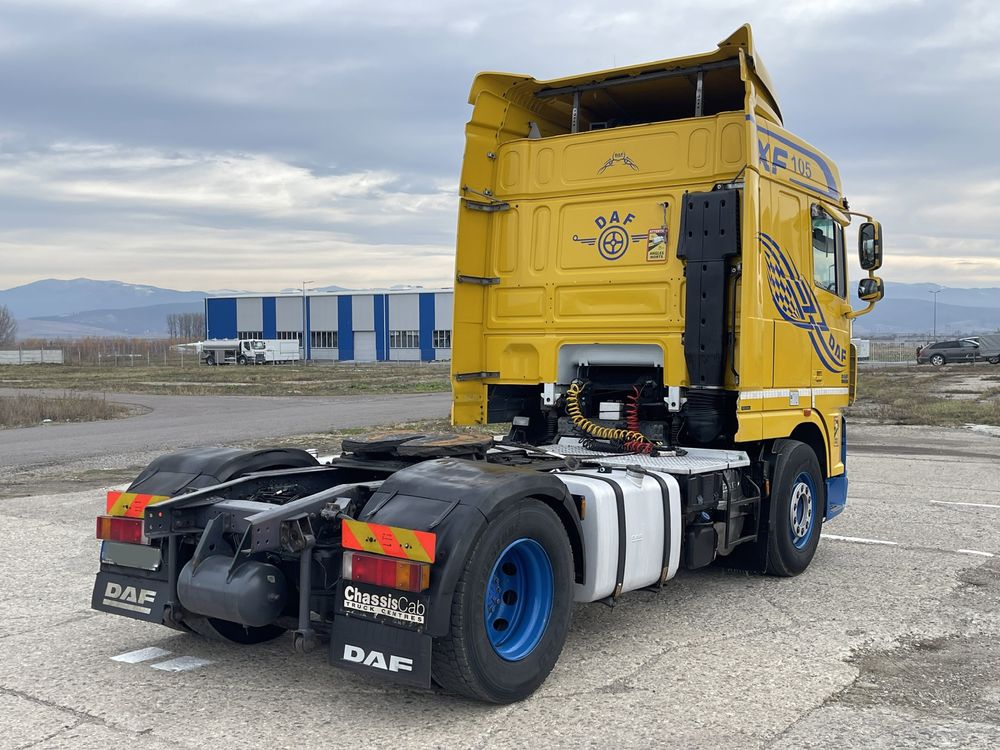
[166, 311, 205, 341]
[0, 304, 16, 347]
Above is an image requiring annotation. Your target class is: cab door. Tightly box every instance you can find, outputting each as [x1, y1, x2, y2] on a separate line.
[808, 205, 850, 386]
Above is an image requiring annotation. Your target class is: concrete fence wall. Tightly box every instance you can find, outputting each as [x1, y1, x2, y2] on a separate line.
[0, 349, 65, 365]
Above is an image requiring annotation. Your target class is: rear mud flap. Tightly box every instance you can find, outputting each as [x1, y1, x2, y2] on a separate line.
[330, 616, 432, 689]
[91, 571, 169, 624]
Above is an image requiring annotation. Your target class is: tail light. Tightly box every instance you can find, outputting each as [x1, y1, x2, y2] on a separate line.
[343, 551, 430, 593]
[96, 515, 145, 544]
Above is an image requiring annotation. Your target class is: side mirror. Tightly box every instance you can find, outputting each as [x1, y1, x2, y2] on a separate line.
[858, 276, 884, 302]
[859, 221, 883, 271]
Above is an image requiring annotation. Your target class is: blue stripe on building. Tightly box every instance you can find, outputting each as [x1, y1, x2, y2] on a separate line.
[338, 295, 354, 361]
[304, 298, 312, 361]
[374, 294, 387, 361]
[419, 292, 435, 362]
[205, 298, 237, 339]
[262, 297, 276, 339]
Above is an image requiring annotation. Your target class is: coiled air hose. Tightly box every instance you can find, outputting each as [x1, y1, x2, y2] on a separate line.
[565, 380, 653, 453]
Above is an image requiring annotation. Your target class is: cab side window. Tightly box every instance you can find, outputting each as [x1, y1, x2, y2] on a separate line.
[810, 205, 846, 298]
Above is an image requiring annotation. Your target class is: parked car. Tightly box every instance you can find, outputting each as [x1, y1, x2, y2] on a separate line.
[917, 337, 1000, 365]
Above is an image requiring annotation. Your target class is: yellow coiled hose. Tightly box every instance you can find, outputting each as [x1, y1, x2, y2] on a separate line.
[565, 380, 651, 445]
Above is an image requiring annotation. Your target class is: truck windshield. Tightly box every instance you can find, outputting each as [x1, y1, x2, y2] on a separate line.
[251, 341, 266, 350]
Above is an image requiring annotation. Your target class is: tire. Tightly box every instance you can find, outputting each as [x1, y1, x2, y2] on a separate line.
[184, 614, 285, 644]
[204, 353, 216, 366]
[930, 354, 945, 366]
[237, 355, 248, 366]
[766, 439, 824, 577]
[989, 356, 1000, 365]
[433, 498, 573, 703]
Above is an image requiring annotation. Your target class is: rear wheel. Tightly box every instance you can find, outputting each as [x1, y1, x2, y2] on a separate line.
[930, 353, 945, 366]
[433, 498, 573, 703]
[184, 614, 285, 644]
[766, 440, 824, 577]
[989, 356, 1000, 365]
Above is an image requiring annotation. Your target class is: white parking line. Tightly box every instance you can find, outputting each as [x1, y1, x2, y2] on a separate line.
[957, 549, 996, 558]
[111, 647, 172, 663]
[823, 534, 898, 546]
[930, 500, 1000, 510]
[150, 656, 213, 672]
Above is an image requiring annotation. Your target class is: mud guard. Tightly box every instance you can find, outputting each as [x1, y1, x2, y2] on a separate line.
[358, 457, 585, 637]
[126, 447, 320, 497]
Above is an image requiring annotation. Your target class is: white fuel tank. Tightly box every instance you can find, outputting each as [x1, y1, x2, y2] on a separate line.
[557, 468, 681, 603]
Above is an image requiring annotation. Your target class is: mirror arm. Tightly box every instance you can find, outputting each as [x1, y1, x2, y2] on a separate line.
[845, 300, 876, 320]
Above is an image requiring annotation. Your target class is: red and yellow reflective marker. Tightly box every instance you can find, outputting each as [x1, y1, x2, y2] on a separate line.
[341, 519, 436, 563]
[106, 491, 170, 518]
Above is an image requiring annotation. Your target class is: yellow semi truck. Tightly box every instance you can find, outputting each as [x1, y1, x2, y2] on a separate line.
[91, 26, 883, 704]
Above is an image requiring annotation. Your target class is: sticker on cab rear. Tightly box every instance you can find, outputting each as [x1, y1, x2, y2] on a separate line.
[647, 227, 668, 262]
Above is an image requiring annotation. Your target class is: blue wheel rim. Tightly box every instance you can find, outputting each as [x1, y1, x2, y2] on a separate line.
[484, 538, 553, 661]
[788, 471, 817, 550]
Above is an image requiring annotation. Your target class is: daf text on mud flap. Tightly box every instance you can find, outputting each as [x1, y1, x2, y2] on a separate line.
[342, 644, 413, 673]
[103, 581, 157, 614]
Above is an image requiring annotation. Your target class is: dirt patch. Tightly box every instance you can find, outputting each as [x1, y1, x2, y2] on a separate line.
[0, 465, 145, 499]
[834, 557, 1000, 725]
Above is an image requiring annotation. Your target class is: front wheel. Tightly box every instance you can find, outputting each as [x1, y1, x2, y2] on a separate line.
[930, 354, 945, 366]
[433, 498, 573, 703]
[766, 439, 824, 577]
[989, 356, 1000, 365]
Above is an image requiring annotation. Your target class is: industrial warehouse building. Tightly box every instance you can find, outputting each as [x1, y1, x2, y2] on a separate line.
[204, 289, 454, 362]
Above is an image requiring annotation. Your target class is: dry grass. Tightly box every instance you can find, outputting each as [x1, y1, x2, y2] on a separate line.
[0, 392, 133, 429]
[849, 368, 1000, 426]
[0, 361, 451, 397]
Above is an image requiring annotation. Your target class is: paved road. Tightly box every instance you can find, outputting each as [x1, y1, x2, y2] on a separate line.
[0, 388, 452, 469]
[1, 423, 999, 749]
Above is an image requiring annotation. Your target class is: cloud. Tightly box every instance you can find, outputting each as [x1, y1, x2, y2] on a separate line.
[0, 141, 456, 235]
[0, 0, 997, 292]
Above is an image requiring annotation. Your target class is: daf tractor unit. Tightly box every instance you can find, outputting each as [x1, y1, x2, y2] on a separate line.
[91, 26, 885, 703]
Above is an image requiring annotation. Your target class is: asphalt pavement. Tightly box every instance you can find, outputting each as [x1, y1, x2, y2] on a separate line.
[1, 422, 999, 748]
[0, 388, 452, 469]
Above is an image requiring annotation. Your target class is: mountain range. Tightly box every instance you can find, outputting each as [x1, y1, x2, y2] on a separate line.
[1, 278, 350, 339]
[1, 277, 998, 340]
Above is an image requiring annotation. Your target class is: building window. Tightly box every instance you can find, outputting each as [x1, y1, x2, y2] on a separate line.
[277, 331, 302, 343]
[389, 330, 420, 349]
[237, 331, 263, 340]
[310, 331, 337, 348]
[810, 205, 846, 298]
[433, 329, 452, 348]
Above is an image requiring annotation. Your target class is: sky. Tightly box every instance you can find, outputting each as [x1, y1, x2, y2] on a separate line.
[0, 0, 998, 293]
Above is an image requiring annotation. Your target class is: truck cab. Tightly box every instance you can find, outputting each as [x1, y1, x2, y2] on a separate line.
[452, 24, 884, 518]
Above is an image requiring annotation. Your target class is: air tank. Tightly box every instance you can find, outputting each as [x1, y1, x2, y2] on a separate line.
[177, 556, 287, 627]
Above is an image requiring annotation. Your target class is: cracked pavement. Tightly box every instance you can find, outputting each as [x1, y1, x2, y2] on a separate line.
[1, 422, 999, 748]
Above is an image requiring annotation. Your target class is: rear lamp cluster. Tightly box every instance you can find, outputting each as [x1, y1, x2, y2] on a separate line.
[95, 515, 145, 544]
[342, 550, 430, 593]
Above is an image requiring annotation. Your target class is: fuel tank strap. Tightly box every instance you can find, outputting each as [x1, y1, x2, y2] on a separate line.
[558, 471, 626, 601]
[620, 468, 672, 586]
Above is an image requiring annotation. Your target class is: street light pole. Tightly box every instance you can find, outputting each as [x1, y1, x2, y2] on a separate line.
[929, 288, 943, 338]
[302, 280, 313, 362]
